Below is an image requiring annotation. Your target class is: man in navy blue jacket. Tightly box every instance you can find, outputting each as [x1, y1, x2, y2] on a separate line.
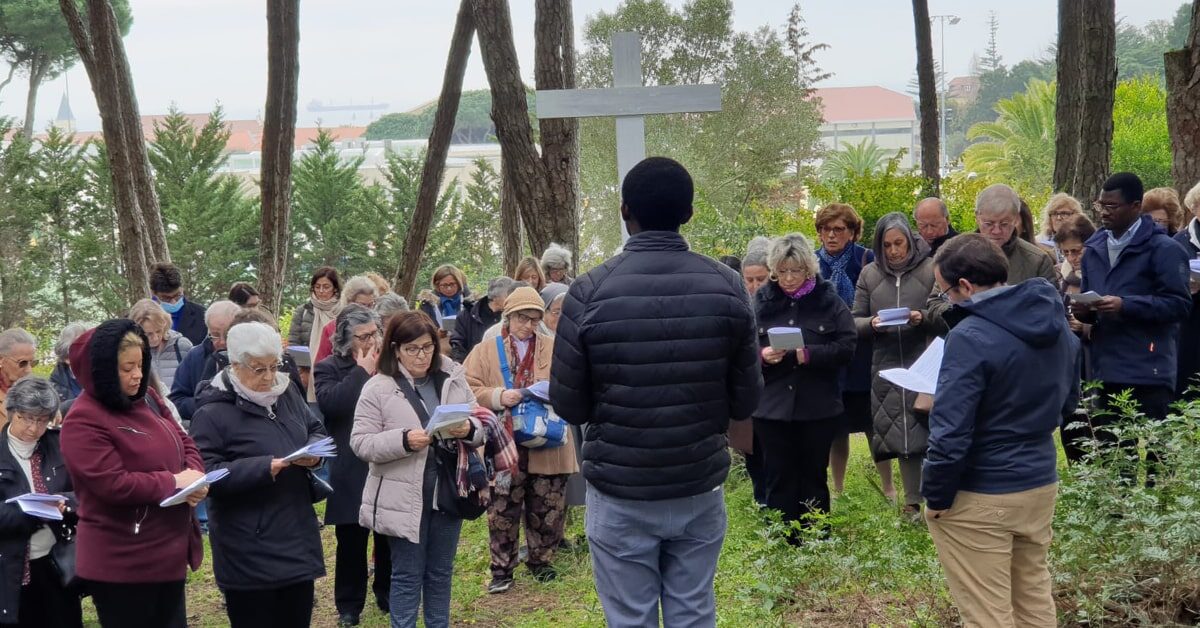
[924, 233, 1079, 627]
[1070, 173, 1191, 474]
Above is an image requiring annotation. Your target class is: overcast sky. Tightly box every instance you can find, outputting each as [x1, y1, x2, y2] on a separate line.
[1, 0, 1186, 132]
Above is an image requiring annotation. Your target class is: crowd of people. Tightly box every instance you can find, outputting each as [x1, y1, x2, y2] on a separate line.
[0, 156, 1194, 627]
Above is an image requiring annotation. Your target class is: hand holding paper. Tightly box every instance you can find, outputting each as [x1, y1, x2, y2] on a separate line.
[427, 403, 473, 439]
[876, 307, 912, 328]
[5, 493, 66, 521]
[768, 327, 805, 351]
[1068, 291, 1103, 306]
[282, 436, 337, 463]
[160, 469, 229, 508]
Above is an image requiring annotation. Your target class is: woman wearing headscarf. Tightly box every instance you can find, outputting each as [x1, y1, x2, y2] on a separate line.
[60, 319, 206, 628]
[852, 213, 937, 520]
[0, 377, 80, 627]
[314, 305, 392, 624]
[463, 287, 577, 594]
[754, 234, 856, 542]
[0, 330, 38, 427]
[189, 322, 326, 627]
[728, 236, 770, 505]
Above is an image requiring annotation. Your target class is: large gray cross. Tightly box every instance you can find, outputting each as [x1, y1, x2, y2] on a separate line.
[535, 31, 723, 241]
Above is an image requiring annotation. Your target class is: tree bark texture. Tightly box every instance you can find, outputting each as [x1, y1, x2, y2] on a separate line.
[1166, 1, 1200, 200]
[1054, 0, 1084, 197]
[1071, 0, 1116, 209]
[534, 0, 580, 261]
[472, 0, 558, 257]
[912, 0, 940, 195]
[394, 0, 474, 301]
[21, 53, 48, 140]
[500, 158, 524, 274]
[60, 0, 151, 299]
[259, 0, 300, 315]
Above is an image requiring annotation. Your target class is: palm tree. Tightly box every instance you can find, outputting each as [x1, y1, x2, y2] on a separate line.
[819, 139, 893, 181]
[962, 79, 1056, 195]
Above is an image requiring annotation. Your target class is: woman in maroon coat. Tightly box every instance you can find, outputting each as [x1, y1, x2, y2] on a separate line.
[61, 319, 207, 628]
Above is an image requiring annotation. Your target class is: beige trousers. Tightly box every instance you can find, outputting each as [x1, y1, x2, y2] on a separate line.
[926, 483, 1058, 628]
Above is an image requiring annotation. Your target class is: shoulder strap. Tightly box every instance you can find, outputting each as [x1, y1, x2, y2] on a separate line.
[393, 374, 432, 426]
[494, 335, 514, 389]
[144, 391, 163, 418]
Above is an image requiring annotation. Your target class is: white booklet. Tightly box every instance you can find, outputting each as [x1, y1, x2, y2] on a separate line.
[159, 468, 230, 508]
[282, 436, 337, 463]
[427, 403, 473, 439]
[440, 316, 457, 333]
[1190, 259, 1200, 281]
[1068, 291, 1103, 305]
[526, 380, 550, 402]
[879, 337, 945, 395]
[877, 307, 912, 327]
[5, 493, 66, 521]
[767, 327, 805, 351]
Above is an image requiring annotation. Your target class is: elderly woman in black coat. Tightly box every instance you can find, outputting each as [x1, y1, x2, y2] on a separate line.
[754, 233, 856, 542]
[0, 377, 79, 628]
[189, 322, 326, 628]
[314, 304, 390, 625]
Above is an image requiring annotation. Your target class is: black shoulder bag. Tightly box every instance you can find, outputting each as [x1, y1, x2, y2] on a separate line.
[391, 374, 486, 520]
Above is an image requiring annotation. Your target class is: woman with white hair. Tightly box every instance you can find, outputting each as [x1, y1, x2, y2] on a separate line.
[189, 322, 326, 627]
[852, 212, 938, 519]
[1174, 181, 1200, 398]
[314, 275, 380, 366]
[0, 377, 80, 627]
[0, 330, 37, 426]
[50, 322, 88, 404]
[130, 298, 194, 390]
[753, 234, 856, 543]
[540, 243, 573, 285]
[314, 305, 392, 624]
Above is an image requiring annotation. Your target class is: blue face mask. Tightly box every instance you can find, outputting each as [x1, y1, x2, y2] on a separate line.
[159, 297, 185, 314]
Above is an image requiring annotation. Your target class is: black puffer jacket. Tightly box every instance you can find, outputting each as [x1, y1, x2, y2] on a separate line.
[313, 354, 370, 526]
[550, 231, 763, 501]
[754, 280, 856, 422]
[450, 297, 503, 363]
[189, 371, 326, 591]
[0, 429, 76, 623]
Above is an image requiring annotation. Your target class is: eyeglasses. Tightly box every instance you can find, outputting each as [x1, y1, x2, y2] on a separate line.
[548, 308, 563, 317]
[936, 285, 955, 302]
[774, 269, 806, 279]
[3, 356, 38, 369]
[1050, 211, 1076, 219]
[206, 332, 227, 342]
[818, 225, 848, 236]
[353, 330, 382, 343]
[436, 280, 459, 291]
[11, 413, 51, 428]
[512, 312, 543, 326]
[155, 292, 183, 304]
[399, 343, 436, 357]
[238, 362, 283, 376]
[977, 219, 1015, 232]
[1092, 201, 1122, 213]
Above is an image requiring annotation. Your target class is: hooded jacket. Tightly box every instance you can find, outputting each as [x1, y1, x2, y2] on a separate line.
[188, 370, 326, 590]
[1079, 215, 1192, 389]
[450, 296, 504, 363]
[60, 319, 204, 583]
[549, 230, 763, 501]
[922, 279, 1080, 511]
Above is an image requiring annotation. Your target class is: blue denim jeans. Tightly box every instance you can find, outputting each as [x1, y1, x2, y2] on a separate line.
[585, 483, 727, 628]
[388, 510, 463, 628]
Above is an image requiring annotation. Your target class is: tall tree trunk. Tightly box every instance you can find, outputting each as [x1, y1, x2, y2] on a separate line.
[534, 0, 580, 259]
[1071, 0, 1117, 211]
[21, 54, 47, 140]
[60, 0, 152, 299]
[393, 0, 474, 301]
[259, 0, 300, 315]
[472, 0, 556, 256]
[912, 0, 940, 195]
[500, 159, 523, 273]
[1166, 1, 1200, 201]
[1054, 0, 1084, 196]
[102, 0, 169, 262]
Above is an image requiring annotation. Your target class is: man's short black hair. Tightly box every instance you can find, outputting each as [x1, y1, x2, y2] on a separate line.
[1102, 172, 1144, 204]
[934, 233, 1009, 287]
[149, 263, 183, 294]
[621, 156, 694, 231]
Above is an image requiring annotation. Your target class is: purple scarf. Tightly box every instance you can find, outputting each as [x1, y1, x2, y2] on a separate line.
[785, 277, 817, 300]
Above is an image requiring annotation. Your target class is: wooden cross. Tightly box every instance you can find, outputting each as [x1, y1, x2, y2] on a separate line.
[535, 31, 723, 241]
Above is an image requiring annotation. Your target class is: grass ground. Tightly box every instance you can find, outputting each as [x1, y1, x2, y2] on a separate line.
[81, 435, 951, 627]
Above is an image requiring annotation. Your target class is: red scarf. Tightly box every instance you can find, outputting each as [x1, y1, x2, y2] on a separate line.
[499, 330, 537, 435]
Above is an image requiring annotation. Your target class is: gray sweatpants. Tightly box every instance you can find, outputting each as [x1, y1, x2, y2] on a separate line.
[585, 483, 727, 628]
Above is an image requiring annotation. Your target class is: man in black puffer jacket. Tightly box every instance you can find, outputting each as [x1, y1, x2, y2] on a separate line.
[550, 157, 762, 628]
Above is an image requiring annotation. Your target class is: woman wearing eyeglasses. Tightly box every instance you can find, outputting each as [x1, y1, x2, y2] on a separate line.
[351, 311, 485, 628]
[189, 322, 326, 627]
[129, 299, 194, 391]
[313, 305, 392, 625]
[851, 213, 938, 522]
[418, 266, 472, 358]
[463, 286, 577, 594]
[0, 330, 38, 427]
[0, 377, 81, 627]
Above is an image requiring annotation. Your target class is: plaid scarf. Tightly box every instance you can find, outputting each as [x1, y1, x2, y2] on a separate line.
[468, 406, 519, 497]
[498, 330, 537, 435]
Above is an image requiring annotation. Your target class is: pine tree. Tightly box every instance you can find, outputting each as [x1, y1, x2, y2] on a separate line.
[982, 11, 1004, 73]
